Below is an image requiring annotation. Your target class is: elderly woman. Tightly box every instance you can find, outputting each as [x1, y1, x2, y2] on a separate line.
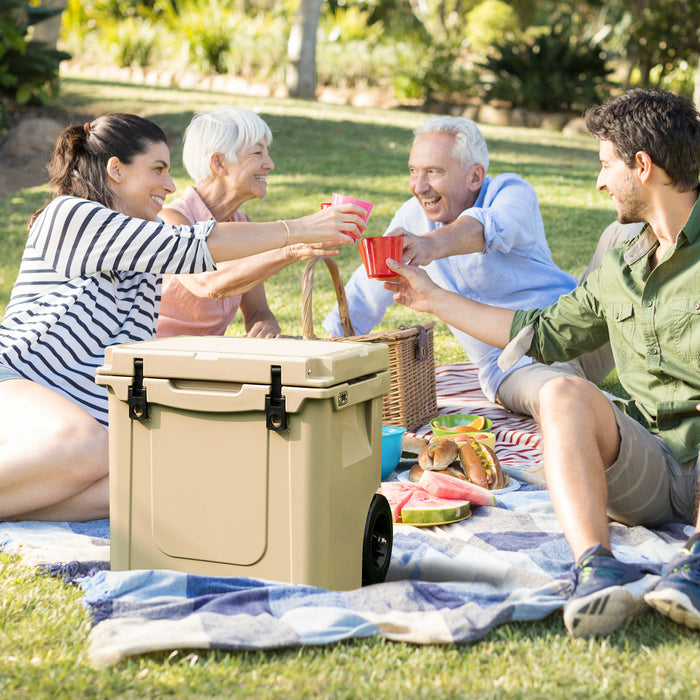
[157, 107, 334, 338]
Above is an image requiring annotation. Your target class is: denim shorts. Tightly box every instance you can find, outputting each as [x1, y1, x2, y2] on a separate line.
[0, 362, 22, 383]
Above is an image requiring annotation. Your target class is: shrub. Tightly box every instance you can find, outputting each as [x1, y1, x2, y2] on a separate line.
[392, 40, 482, 105]
[0, 0, 70, 108]
[480, 20, 613, 112]
[101, 16, 159, 68]
[223, 9, 288, 82]
[464, 0, 520, 55]
[159, 0, 235, 74]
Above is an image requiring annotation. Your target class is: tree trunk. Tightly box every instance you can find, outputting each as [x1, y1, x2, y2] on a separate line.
[694, 55, 700, 108]
[286, 0, 323, 99]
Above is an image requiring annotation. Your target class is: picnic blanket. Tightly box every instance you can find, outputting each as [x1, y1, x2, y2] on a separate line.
[0, 362, 692, 667]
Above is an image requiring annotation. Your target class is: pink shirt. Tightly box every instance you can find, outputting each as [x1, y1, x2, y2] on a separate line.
[156, 186, 247, 337]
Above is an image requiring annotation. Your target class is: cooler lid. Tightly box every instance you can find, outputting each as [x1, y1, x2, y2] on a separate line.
[98, 336, 389, 388]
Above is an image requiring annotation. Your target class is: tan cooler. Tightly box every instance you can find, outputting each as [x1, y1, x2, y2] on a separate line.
[96, 336, 393, 591]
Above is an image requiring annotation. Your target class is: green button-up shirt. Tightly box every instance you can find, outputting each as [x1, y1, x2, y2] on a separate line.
[509, 196, 700, 464]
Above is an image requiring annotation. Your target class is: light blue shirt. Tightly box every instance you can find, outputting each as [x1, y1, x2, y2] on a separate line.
[323, 173, 577, 401]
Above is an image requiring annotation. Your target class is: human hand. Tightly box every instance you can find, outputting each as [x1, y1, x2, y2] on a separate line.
[389, 228, 434, 266]
[285, 242, 340, 261]
[245, 318, 282, 338]
[382, 258, 440, 314]
[292, 204, 366, 245]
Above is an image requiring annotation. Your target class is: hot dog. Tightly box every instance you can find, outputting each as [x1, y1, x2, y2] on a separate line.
[459, 438, 507, 489]
[457, 439, 489, 488]
[410, 434, 507, 490]
[418, 436, 460, 471]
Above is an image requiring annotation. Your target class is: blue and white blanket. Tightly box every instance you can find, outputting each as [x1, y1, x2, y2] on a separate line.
[0, 364, 692, 667]
[0, 493, 690, 667]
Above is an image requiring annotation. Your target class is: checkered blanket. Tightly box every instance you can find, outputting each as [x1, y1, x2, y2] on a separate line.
[0, 363, 691, 667]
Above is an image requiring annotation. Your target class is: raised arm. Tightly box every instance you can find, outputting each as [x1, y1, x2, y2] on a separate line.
[392, 215, 484, 267]
[384, 258, 515, 349]
[206, 204, 365, 262]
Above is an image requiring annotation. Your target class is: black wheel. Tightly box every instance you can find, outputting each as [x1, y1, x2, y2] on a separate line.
[362, 493, 393, 586]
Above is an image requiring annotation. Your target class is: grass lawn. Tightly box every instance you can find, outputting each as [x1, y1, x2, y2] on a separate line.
[0, 76, 697, 699]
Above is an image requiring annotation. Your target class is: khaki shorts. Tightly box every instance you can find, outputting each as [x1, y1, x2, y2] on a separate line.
[496, 347, 614, 421]
[606, 401, 698, 527]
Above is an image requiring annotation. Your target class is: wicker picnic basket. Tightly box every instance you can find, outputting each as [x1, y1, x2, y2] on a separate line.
[301, 256, 437, 431]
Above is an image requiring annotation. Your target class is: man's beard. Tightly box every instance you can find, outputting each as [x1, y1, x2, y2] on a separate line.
[615, 173, 647, 224]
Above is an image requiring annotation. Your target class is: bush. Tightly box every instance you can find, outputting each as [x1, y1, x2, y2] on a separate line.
[465, 0, 520, 54]
[0, 0, 70, 108]
[159, 0, 235, 74]
[392, 41, 482, 105]
[480, 21, 613, 112]
[101, 16, 159, 68]
[223, 9, 288, 82]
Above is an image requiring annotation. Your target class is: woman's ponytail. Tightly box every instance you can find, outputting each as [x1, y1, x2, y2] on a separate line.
[28, 113, 167, 228]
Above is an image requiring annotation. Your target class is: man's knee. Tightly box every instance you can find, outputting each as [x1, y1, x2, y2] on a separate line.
[538, 374, 593, 411]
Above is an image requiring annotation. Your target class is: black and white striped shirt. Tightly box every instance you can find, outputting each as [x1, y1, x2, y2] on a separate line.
[0, 196, 216, 426]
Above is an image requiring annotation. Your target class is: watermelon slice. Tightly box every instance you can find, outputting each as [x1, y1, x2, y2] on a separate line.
[400, 489, 471, 526]
[418, 469, 497, 507]
[380, 482, 422, 522]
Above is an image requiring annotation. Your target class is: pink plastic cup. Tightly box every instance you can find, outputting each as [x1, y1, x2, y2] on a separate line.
[331, 193, 374, 240]
[358, 236, 403, 279]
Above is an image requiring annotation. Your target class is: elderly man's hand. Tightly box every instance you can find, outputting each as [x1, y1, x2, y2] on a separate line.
[388, 227, 435, 267]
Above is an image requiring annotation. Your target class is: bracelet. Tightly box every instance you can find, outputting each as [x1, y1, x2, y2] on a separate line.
[277, 219, 290, 246]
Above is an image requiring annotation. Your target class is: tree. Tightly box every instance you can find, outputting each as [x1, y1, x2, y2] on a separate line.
[285, 0, 322, 98]
[614, 0, 700, 88]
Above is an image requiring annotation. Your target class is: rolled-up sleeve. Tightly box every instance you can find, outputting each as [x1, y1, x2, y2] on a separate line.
[463, 174, 543, 255]
[501, 281, 610, 370]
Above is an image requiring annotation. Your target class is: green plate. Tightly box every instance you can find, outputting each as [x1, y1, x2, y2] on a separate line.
[397, 510, 472, 527]
[430, 413, 493, 435]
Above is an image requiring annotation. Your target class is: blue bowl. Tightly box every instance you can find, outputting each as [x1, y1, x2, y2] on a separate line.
[381, 425, 406, 479]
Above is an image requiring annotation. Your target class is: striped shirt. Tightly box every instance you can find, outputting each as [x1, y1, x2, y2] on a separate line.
[0, 195, 216, 426]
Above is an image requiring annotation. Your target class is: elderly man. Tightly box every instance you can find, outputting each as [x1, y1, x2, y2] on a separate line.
[324, 116, 633, 425]
[384, 89, 700, 638]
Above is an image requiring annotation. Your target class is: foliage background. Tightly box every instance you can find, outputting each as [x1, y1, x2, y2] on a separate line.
[55, 0, 700, 111]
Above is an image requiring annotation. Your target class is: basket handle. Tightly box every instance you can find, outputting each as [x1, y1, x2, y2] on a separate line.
[407, 324, 428, 361]
[301, 257, 356, 339]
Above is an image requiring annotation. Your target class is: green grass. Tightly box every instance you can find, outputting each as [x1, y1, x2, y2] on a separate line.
[0, 76, 694, 698]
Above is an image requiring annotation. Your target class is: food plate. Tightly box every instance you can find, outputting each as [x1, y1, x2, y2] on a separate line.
[398, 510, 472, 527]
[396, 468, 521, 494]
[430, 413, 493, 434]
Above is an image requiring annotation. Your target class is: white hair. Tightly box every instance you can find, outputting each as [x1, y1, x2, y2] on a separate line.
[414, 116, 489, 172]
[181, 107, 273, 184]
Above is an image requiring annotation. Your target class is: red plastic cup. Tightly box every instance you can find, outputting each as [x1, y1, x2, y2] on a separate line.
[320, 202, 331, 209]
[358, 236, 403, 279]
[331, 193, 374, 241]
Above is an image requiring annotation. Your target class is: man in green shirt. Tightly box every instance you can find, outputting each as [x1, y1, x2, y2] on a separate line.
[384, 88, 700, 639]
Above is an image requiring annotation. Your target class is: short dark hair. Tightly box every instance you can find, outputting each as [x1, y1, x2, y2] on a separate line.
[584, 88, 700, 191]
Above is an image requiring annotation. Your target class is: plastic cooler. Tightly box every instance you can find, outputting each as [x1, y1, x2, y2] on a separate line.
[95, 336, 393, 591]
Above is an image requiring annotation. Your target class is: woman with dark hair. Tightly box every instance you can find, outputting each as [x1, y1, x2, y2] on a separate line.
[0, 113, 365, 522]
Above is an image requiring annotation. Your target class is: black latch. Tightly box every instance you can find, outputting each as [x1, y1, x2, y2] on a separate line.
[127, 357, 150, 421]
[265, 365, 288, 432]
